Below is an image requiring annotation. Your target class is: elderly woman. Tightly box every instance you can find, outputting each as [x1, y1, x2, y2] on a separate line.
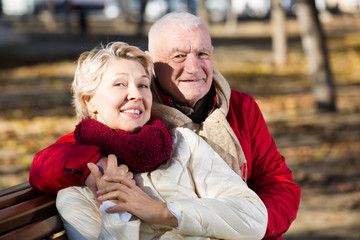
[35, 42, 268, 240]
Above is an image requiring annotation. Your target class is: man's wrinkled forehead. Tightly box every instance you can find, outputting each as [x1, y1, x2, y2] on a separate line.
[163, 23, 211, 42]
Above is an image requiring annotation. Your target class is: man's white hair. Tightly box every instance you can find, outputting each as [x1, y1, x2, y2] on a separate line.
[148, 12, 209, 53]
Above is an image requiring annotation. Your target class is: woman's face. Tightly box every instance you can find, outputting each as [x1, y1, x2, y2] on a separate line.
[86, 58, 152, 132]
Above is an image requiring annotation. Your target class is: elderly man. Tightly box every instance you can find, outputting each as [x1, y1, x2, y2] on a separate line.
[30, 12, 300, 240]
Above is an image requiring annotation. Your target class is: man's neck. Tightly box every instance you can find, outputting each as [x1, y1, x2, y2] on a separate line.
[172, 84, 216, 124]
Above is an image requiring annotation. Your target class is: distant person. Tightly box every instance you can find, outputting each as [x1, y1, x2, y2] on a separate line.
[30, 12, 300, 239]
[53, 41, 268, 239]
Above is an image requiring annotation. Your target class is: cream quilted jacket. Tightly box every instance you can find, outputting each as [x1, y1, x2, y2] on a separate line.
[99, 127, 268, 240]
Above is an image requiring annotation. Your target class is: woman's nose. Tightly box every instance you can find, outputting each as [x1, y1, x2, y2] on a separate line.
[127, 86, 142, 100]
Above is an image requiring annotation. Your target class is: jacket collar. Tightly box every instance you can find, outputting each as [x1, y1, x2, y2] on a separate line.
[154, 79, 217, 123]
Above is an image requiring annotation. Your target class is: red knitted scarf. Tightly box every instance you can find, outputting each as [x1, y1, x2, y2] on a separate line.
[74, 116, 173, 173]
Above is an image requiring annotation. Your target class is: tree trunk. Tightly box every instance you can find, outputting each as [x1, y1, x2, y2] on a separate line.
[64, 0, 72, 35]
[271, 0, 287, 66]
[137, 0, 148, 36]
[43, 0, 57, 31]
[296, 0, 336, 112]
[0, 0, 3, 16]
[226, 0, 237, 32]
[196, 0, 209, 27]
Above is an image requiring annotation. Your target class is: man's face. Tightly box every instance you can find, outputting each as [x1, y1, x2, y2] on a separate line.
[151, 25, 214, 108]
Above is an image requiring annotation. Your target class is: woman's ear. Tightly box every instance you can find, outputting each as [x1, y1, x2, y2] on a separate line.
[84, 96, 97, 114]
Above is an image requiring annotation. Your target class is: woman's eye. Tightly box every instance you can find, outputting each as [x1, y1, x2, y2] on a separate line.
[114, 82, 125, 87]
[139, 84, 149, 89]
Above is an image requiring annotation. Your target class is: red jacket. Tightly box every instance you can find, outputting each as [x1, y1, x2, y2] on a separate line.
[29, 91, 300, 239]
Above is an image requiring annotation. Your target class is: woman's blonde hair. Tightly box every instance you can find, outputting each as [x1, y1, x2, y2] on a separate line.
[72, 42, 154, 121]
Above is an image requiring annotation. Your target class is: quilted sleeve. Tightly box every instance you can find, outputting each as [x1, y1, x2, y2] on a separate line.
[29, 132, 104, 194]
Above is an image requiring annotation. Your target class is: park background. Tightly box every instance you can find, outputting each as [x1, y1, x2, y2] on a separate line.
[0, 0, 359, 239]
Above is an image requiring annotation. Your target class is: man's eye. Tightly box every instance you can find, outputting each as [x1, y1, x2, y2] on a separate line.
[199, 52, 209, 58]
[173, 54, 186, 63]
[139, 84, 149, 88]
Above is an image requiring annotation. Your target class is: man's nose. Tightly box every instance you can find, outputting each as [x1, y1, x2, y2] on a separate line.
[184, 54, 200, 74]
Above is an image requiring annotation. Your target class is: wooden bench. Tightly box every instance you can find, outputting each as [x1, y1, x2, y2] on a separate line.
[0, 182, 67, 240]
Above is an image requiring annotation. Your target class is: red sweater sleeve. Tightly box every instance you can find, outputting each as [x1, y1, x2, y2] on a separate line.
[228, 91, 301, 240]
[29, 132, 104, 194]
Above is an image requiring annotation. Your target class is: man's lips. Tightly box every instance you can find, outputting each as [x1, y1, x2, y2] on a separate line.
[179, 79, 204, 84]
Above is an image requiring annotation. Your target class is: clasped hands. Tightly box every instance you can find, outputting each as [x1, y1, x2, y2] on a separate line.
[85, 154, 178, 227]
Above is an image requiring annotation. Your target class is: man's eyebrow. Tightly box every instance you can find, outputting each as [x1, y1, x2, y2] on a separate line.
[169, 47, 212, 54]
[169, 47, 186, 54]
[197, 47, 212, 53]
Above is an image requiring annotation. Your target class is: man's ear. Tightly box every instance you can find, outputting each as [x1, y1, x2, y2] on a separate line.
[84, 96, 97, 113]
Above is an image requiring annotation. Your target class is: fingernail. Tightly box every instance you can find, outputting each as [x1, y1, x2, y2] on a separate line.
[87, 163, 93, 169]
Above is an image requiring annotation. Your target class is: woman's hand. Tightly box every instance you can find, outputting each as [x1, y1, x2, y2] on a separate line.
[89, 154, 177, 227]
[97, 176, 178, 227]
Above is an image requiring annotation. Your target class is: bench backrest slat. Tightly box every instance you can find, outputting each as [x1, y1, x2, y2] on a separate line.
[0, 187, 43, 210]
[0, 182, 31, 198]
[0, 194, 57, 235]
[0, 215, 65, 240]
[0, 182, 68, 239]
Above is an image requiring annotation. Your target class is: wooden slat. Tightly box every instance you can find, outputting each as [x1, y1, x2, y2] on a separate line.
[0, 181, 67, 239]
[0, 215, 66, 240]
[0, 195, 57, 235]
[0, 187, 43, 210]
[0, 182, 31, 197]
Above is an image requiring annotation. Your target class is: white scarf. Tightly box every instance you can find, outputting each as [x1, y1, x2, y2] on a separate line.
[151, 68, 247, 178]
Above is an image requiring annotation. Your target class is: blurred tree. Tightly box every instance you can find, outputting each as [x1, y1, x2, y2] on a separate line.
[64, 0, 72, 35]
[296, 0, 336, 112]
[271, 0, 287, 66]
[226, 0, 238, 31]
[186, 0, 197, 15]
[137, 0, 148, 36]
[196, 0, 208, 27]
[44, 0, 57, 31]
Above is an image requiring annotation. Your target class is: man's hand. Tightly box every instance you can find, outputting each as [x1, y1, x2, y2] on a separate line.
[102, 154, 134, 184]
[86, 154, 134, 199]
[85, 156, 108, 203]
